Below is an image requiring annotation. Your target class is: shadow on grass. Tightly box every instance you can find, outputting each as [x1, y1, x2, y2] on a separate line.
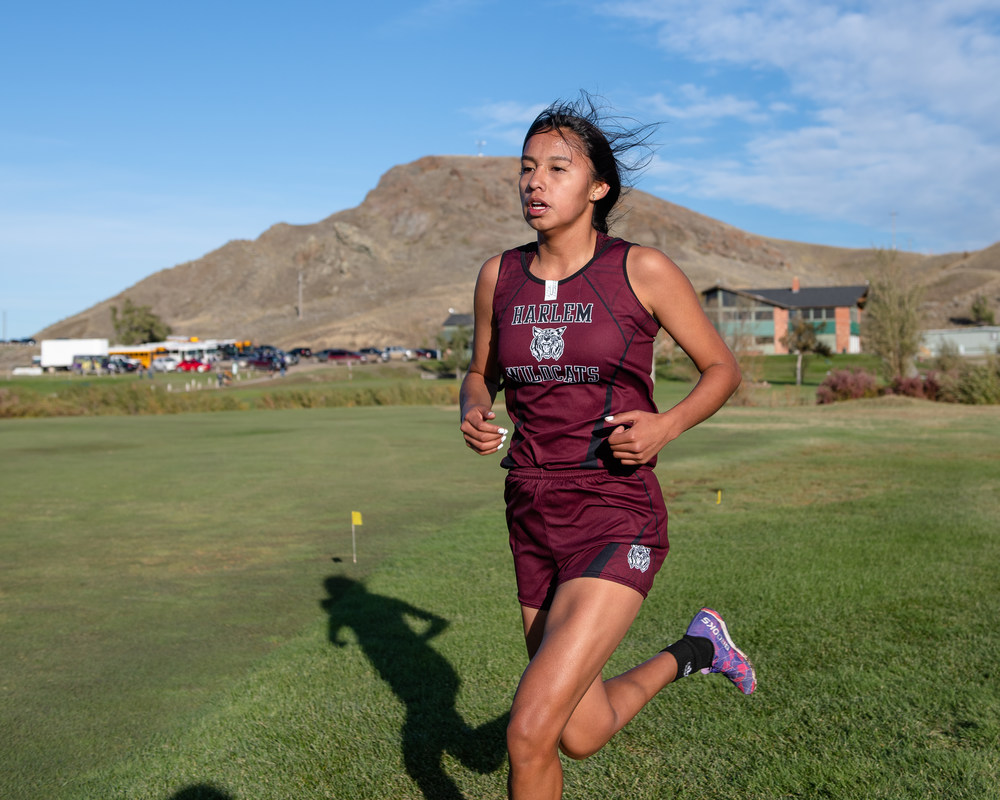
[166, 785, 233, 799]
[321, 576, 508, 800]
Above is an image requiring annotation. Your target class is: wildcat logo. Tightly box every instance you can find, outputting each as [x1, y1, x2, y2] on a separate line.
[627, 544, 651, 573]
[529, 326, 566, 362]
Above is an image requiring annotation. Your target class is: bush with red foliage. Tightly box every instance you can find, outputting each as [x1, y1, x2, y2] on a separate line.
[889, 375, 927, 399]
[887, 370, 955, 402]
[816, 368, 882, 404]
[818, 362, 1000, 406]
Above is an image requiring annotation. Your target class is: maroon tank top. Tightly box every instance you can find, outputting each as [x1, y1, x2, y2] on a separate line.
[494, 233, 661, 471]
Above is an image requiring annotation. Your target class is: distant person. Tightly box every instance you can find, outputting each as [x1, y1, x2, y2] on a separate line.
[459, 93, 756, 799]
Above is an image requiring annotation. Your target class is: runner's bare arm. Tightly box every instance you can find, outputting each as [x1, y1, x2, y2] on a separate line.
[460, 255, 508, 455]
[607, 246, 741, 465]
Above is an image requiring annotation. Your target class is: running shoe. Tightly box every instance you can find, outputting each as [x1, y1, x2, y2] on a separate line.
[685, 607, 757, 695]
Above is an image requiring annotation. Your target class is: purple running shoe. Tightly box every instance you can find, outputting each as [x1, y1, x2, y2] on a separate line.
[685, 607, 757, 695]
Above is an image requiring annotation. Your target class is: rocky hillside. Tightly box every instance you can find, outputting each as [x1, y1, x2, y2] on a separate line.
[35, 155, 1000, 349]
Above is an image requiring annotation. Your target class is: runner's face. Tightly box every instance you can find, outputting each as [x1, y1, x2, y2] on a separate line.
[519, 129, 606, 233]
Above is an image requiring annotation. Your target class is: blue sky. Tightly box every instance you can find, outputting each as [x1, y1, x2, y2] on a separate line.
[2, 0, 999, 338]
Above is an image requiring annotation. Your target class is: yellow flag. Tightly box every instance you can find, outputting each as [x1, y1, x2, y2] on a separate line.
[352, 511, 363, 526]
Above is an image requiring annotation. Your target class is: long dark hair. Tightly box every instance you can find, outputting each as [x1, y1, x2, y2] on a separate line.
[523, 92, 658, 234]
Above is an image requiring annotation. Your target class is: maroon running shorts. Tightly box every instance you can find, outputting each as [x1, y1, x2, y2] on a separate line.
[504, 467, 669, 610]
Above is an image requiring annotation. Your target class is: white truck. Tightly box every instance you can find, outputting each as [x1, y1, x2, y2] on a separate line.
[40, 338, 109, 371]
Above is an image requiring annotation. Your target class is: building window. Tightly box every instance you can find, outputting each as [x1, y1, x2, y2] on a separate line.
[799, 307, 836, 320]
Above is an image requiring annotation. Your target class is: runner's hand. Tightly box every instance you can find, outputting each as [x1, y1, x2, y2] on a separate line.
[605, 410, 672, 466]
[461, 407, 508, 455]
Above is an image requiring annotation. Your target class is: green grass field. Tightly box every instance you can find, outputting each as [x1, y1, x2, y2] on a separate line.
[2, 384, 998, 799]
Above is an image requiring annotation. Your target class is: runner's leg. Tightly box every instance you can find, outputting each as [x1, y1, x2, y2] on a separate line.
[507, 577, 680, 799]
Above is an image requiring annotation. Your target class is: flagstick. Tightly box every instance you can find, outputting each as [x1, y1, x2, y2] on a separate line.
[349, 511, 363, 563]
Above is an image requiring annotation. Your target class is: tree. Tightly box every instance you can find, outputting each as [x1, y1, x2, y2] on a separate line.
[971, 294, 995, 325]
[781, 315, 826, 386]
[110, 298, 172, 345]
[436, 325, 472, 378]
[702, 293, 763, 400]
[860, 249, 925, 379]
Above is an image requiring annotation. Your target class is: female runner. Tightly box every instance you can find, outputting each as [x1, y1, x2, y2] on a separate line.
[459, 95, 756, 800]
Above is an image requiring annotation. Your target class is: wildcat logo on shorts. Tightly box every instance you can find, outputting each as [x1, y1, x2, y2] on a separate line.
[627, 544, 651, 573]
[529, 326, 566, 361]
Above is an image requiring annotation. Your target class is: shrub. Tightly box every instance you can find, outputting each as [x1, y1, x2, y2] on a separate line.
[0, 378, 459, 418]
[920, 370, 950, 402]
[811, 360, 1000, 407]
[816, 368, 881, 404]
[971, 294, 996, 325]
[930, 340, 963, 373]
[889, 375, 927, 399]
[887, 370, 959, 402]
[953, 358, 1000, 405]
[895, 361, 1000, 405]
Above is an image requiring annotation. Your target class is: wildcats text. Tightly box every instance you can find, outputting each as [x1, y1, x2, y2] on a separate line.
[504, 364, 601, 384]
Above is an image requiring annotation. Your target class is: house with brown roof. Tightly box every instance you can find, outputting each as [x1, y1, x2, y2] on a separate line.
[701, 278, 869, 355]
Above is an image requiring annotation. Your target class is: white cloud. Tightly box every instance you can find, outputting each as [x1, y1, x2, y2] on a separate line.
[613, 0, 1000, 123]
[464, 100, 549, 149]
[645, 85, 767, 124]
[605, 0, 1000, 249]
[650, 104, 1000, 249]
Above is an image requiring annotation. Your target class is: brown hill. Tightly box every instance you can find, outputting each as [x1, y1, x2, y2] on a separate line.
[36, 155, 1000, 349]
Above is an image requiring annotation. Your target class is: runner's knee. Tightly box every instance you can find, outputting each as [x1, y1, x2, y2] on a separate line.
[507, 709, 558, 767]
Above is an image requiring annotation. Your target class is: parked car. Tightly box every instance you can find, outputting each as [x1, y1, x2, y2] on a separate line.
[246, 354, 282, 371]
[315, 348, 368, 364]
[152, 356, 180, 372]
[359, 347, 389, 362]
[233, 350, 262, 368]
[288, 347, 312, 358]
[176, 359, 212, 373]
[107, 355, 141, 373]
[383, 346, 414, 361]
[412, 348, 439, 360]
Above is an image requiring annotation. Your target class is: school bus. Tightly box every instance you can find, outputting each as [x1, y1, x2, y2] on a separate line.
[108, 338, 249, 368]
[107, 344, 169, 369]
